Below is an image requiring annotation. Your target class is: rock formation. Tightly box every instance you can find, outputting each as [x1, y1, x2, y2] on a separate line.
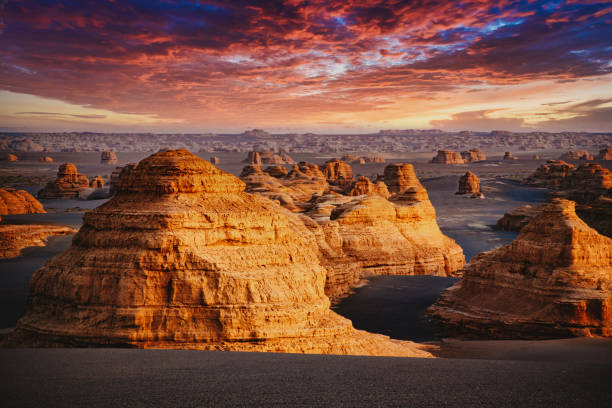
[428, 199, 612, 339]
[304, 188, 465, 299]
[5, 149, 430, 357]
[461, 149, 486, 163]
[495, 204, 545, 231]
[430, 150, 465, 164]
[597, 148, 612, 160]
[101, 151, 118, 164]
[383, 163, 422, 194]
[243, 151, 295, 165]
[321, 158, 353, 186]
[344, 176, 390, 198]
[37, 163, 90, 199]
[559, 150, 593, 161]
[90, 176, 105, 189]
[109, 164, 136, 195]
[0, 188, 45, 215]
[1, 153, 18, 161]
[503, 151, 517, 160]
[456, 171, 481, 196]
[39, 156, 54, 163]
[341, 155, 385, 164]
[210, 156, 220, 165]
[0, 224, 76, 259]
[522, 160, 575, 188]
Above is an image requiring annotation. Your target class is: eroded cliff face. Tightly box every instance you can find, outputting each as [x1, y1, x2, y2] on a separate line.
[428, 199, 612, 339]
[6, 149, 430, 357]
[0, 188, 45, 215]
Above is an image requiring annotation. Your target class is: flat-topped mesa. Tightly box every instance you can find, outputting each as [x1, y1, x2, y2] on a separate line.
[456, 171, 481, 196]
[430, 150, 465, 164]
[559, 150, 593, 161]
[597, 148, 612, 160]
[0, 188, 45, 215]
[344, 176, 390, 198]
[321, 158, 353, 186]
[461, 149, 486, 163]
[383, 163, 423, 194]
[37, 163, 90, 199]
[100, 151, 118, 164]
[428, 199, 612, 339]
[6, 149, 429, 357]
[521, 160, 575, 188]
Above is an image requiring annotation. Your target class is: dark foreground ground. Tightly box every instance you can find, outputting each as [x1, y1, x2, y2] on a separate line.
[1, 348, 611, 408]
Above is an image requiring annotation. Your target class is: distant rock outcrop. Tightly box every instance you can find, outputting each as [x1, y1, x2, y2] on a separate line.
[559, 150, 593, 161]
[1, 153, 18, 161]
[597, 148, 612, 160]
[0, 188, 45, 215]
[461, 149, 486, 163]
[90, 176, 105, 189]
[243, 151, 295, 165]
[503, 151, 517, 160]
[428, 199, 612, 339]
[210, 156, 220, 165]
[456, 171, 481, 196]
[39, 156, 54, 163]
[100, 151, 118, 164]
[0, 224, 76, 259]
[430, 150, 465, 164]
[321, 158, 353, 186]
[383, 163, 422, 194]
[522, 160, 575, 188]
[5, 149, 430, 357]
[37, 163, 90, 199]
[341, 155, 385, 164]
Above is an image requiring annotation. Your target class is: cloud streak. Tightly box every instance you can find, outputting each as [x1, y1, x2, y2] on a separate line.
[0, 0, 611, 131]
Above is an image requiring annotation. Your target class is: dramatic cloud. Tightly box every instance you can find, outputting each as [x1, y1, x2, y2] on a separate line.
[0, 0, 611, 131]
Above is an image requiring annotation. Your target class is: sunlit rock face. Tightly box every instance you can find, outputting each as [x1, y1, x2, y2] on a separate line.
[461, 149, 486, 163]
[428, 199, 612, 339]
[456, 171, 480, 195]
[6, 149, 430, 357]
[37, 163, 90, 199]
[559, 150, 593, 161]
[430, 150, 465, 164]
[0, 188, 45, 215]
[321, 158, 354, 186]
[597, 148, 612, 160]
[383, 163, 423, 194]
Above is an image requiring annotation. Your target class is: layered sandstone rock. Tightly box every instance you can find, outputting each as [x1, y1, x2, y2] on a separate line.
[37, 163, 90, 199]
[264, 165, 289, 178]
[0, 224, 76, 259]
[559, 150, 593, 161]
[321, 158, 353, 186]
[90, 176, 105, 189]
[456, 171, 480, 195]
[495, 204, 545, 231]
[428, 199, 612, 339]
[461, 149, 486, 163]
[109, 164, 136, 195]
[304, 186, 465, 298]
[5, 149, 430, 357]
[522, 160, 575, 188]
[430, 150, 465, 164]
[383, 163, 422, 194]
[597, 148, 612, 160]
[243, 151, 295, 165]
[101, 151, 118, 164]
[243, 151, 262, 165]
[0, 188, 45, 215]
[503, 152, 517, 160]
[39, 156, 54, 163]
[344, 176, 390, 198]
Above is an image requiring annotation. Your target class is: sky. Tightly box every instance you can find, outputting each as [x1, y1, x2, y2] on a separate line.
[0, 0, 611, 133]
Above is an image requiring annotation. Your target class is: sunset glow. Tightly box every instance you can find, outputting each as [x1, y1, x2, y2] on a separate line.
[1, 0, 611, 132]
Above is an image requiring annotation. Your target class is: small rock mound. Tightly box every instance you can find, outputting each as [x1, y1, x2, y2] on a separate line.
[503, 151, 517, 160]
[456, 171, 480, 195]
[37, 163, 90, 198]
[101, 151, 118, 164]
[0, 188, 45, 215]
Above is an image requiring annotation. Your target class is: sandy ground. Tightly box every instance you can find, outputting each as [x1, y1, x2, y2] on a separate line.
[1, 348, 611, 407]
